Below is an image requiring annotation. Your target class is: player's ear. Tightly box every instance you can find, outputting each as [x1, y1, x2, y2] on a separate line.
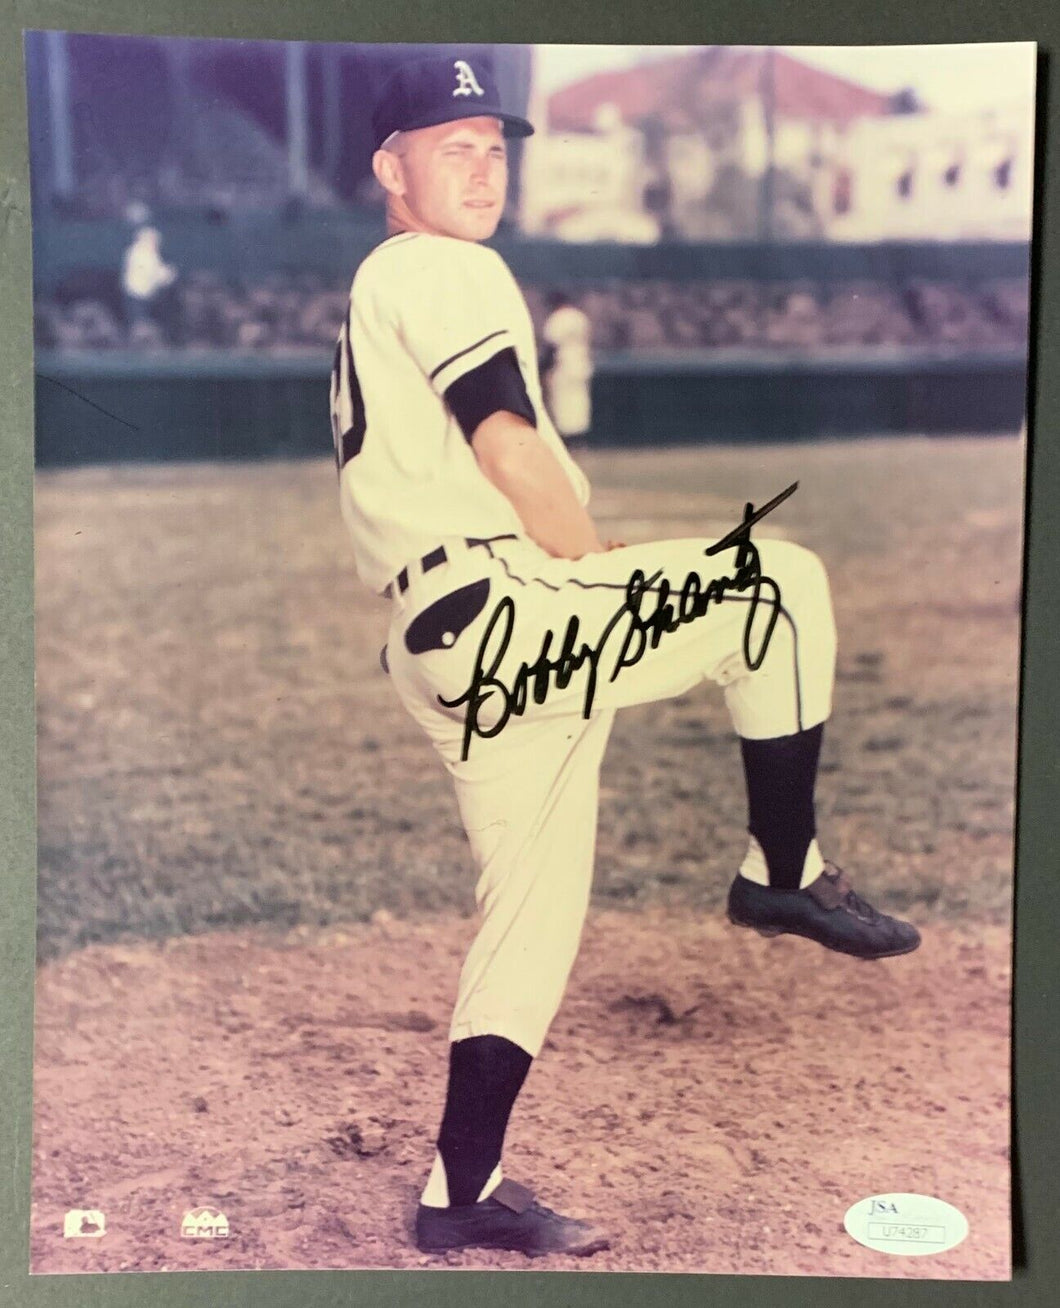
[373, 148, 406, 198]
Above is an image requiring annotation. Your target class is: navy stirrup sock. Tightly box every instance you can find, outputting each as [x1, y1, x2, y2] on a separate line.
[740, 723, 825, 892]
[437, 1034, 532, 1207]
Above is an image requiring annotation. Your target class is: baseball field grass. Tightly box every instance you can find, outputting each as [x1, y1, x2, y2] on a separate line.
[35, 437, 1022, 958]
[31, 435, 1022, 1277]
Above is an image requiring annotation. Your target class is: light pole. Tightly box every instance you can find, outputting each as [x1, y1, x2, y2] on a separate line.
[43, 29, 75, 202]
[285, 41, 309, 202]
[759, 45, 777, 242]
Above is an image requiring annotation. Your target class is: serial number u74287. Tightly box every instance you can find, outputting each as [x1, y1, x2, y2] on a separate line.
[867, 1222, 947, 1243]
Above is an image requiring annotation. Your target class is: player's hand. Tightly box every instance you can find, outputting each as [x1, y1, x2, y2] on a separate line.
[604, 539, 626, 551]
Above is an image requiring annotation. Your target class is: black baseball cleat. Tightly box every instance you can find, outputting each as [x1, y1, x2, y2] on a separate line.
[415, 1178, 610, 1258]
[727, 862, 921, 960]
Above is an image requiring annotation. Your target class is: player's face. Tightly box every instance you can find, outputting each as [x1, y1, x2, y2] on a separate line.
[392, 117, 508, 242]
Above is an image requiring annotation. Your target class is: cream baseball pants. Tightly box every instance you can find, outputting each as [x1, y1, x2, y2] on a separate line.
[384, 533, 836, 1058]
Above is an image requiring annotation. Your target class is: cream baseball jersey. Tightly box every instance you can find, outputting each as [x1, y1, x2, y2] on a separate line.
[330, 231, 590, 595]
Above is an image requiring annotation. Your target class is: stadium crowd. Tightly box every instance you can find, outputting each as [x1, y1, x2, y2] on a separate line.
[33, 270, 1029, 354]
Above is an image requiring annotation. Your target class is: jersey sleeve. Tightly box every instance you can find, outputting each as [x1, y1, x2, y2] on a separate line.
[382, 241, 526, 398]
[443, 348, 536, 440]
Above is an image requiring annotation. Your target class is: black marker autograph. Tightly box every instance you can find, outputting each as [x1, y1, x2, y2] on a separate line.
[439, 483, 797, 761]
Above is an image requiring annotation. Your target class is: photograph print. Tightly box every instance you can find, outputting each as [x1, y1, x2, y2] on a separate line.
[25, 33, 1033, 1278]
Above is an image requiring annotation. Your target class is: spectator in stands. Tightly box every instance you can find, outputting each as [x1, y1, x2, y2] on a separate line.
[121, 226, 180, 344]
[124, 199, 152, 227]
[541, 290, 594, 451]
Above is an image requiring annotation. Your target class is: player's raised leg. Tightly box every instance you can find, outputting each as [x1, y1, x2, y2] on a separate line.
[449, 533, 920, 960]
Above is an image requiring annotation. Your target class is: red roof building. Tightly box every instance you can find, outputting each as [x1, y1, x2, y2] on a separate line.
[548, 47, 896, 134]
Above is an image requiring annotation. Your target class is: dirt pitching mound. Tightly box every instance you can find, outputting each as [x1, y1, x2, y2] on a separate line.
[31, 908, 1010, 1279]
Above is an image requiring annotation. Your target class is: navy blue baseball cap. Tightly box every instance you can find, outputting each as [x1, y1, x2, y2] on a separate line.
[371, 54, 534, 152]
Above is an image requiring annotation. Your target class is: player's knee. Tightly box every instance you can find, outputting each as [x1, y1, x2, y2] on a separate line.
[758, 539, 832, 617]
[763, 538, 828, 586]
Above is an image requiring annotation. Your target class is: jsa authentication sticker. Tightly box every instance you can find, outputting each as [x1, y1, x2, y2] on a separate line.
[843, 1194, 969, 1256]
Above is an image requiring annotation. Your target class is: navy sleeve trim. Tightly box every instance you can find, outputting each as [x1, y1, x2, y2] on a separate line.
[429, 329, 507, 383]
[443, 347, 537, 443]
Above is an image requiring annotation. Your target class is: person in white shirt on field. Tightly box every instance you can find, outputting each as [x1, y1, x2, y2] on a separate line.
[541, 289, 594, 450]
[121, 225, 177, 342]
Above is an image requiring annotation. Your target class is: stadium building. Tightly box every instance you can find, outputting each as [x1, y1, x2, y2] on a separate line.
[520, 47, 1033, 242]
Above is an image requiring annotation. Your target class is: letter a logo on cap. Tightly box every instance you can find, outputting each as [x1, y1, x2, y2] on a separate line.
[453, 59, 485, 98]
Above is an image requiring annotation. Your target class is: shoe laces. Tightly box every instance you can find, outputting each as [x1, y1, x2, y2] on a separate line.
[529, 1200, 561, 1220]
[527, 1199, 584, 1228]
[822, 861, 883, 924]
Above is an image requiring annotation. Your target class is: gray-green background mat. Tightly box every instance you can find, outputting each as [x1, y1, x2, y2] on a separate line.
[2, 5, 1057, 1306]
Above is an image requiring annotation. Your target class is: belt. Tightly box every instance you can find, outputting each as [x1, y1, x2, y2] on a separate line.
[382, 534, 518, 600]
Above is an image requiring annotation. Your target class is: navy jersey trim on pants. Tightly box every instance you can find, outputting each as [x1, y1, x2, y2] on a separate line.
[477, 540, 804, 731]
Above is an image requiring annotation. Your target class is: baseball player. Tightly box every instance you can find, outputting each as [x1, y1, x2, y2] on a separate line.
[330, 53, 920, 1260]
[540, 289, 594, 448]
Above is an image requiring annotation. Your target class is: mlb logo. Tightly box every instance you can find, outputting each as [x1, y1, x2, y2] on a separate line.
[181, 1206, 231, 1239]
[63, 1209, 105, 1238]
